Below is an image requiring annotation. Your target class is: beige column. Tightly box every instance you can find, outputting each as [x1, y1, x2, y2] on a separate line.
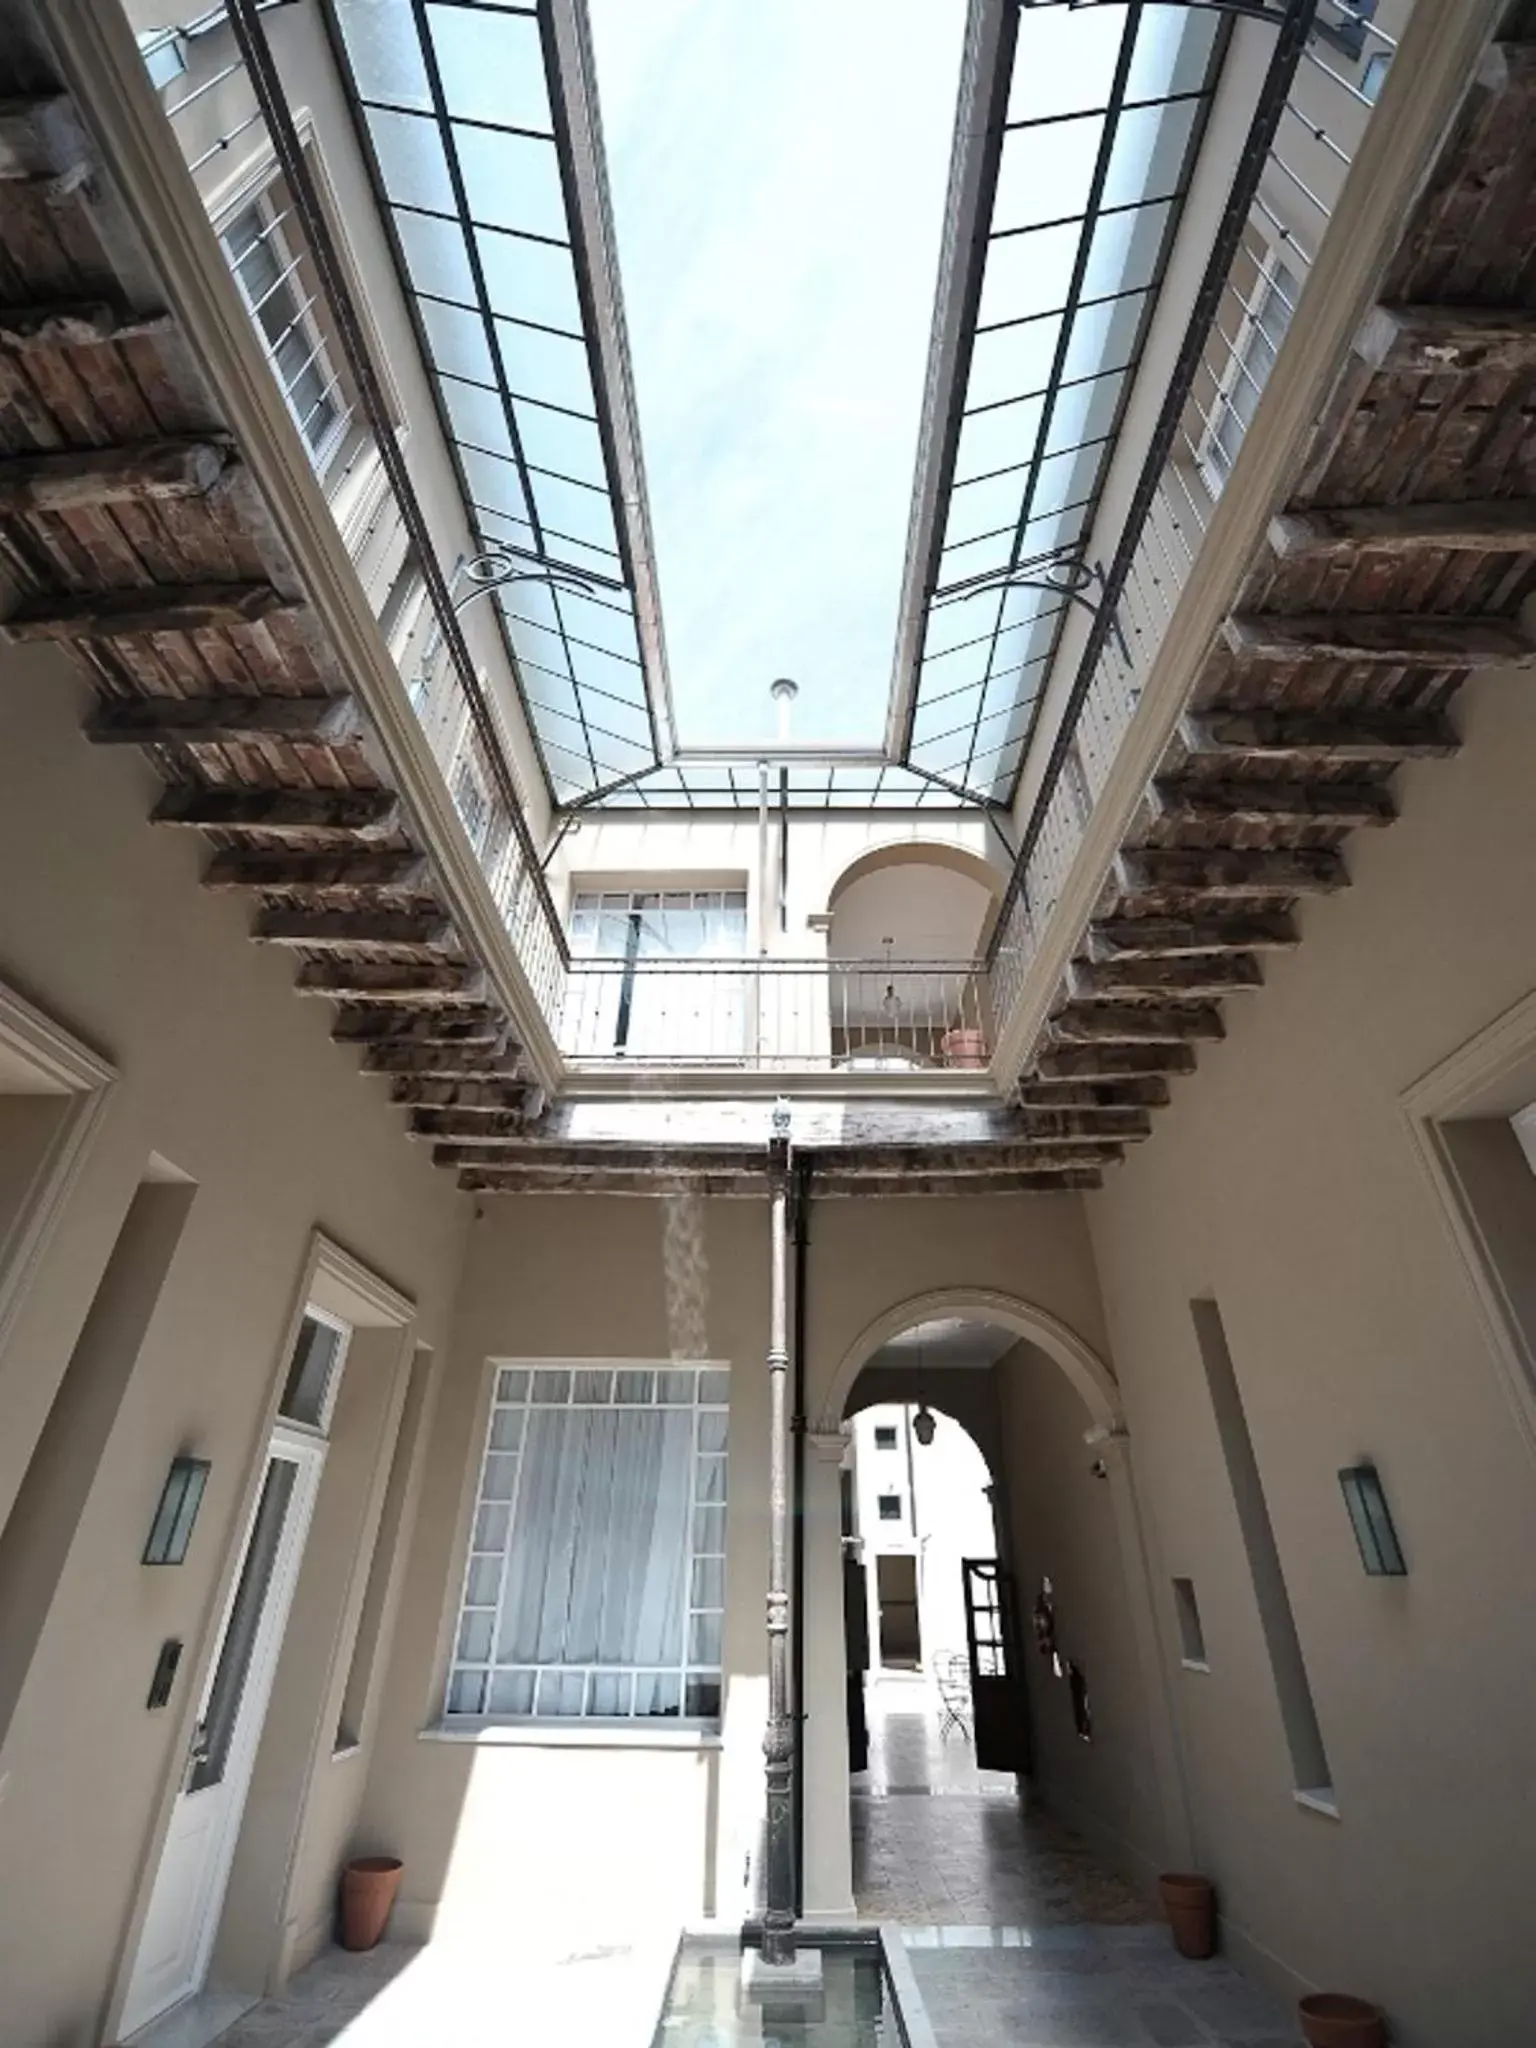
[800, 1424, 855, 1921]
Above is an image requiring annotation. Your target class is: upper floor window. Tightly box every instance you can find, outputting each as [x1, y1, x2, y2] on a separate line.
[874, 1425, 898, 1451]
[446, 1363, 730, 1724]
[1200, 253, 1298, 494]
[223, 195, 348, 474]
[569, 889, 748, 961]
[877, 1494, 902, 1522]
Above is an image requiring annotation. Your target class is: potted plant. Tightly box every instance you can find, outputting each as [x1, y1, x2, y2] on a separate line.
[1156, 1871, 1216, 1959]
[340, 1855, 404, 1951]
[1297, 1992, 1386, 2048]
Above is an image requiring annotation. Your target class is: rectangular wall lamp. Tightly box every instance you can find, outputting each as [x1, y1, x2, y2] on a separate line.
[143, 1455, 211, 1566]
[1338, 1462, 1407, 1577]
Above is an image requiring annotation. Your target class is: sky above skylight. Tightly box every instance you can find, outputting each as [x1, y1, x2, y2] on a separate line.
[586, 0, 967, 748]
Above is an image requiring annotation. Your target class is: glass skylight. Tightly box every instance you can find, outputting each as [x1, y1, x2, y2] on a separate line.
[331, 0, 660, 805]
[596, 761, 971, 812]
[585, 0, 968, 749]
[896, 3, 1225, 804]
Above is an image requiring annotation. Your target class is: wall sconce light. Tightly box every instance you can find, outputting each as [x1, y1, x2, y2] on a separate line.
[1338, 1463, 1407, 1577]
[143, 1456, 211, 1567]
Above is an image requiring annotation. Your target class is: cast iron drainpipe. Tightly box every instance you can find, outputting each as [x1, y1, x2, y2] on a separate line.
[790, 1157, 811, 1917]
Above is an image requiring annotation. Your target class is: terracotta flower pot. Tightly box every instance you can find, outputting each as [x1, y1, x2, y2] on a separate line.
[1298, 1992, 1387, 2048]
[1157, 1871, 1216, 1959]
[340, 1855, 403, 1952]
[941, 1027, 988, 1069]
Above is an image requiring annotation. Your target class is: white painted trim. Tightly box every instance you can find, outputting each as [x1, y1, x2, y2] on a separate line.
[990, 0, 1509, 1090]
[1399, 988, 1536, 1462]
[417, 1720, 722, 1751]
[307, 1229, 414, 1331]
[1293, 1787, 1341, 1821]
[818, 1286, 1122, 1434]
[0, 977, 116, 1366]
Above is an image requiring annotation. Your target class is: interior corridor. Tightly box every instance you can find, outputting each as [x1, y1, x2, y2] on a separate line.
[852, 1673, 1298, 2048]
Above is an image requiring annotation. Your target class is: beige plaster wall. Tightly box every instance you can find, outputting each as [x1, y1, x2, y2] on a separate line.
[361, 1184, 1113, 1933]
[1085, 659, 1536, 2045]
[998, 1341, 1165, 1882]
[0, 646, 468, 2046]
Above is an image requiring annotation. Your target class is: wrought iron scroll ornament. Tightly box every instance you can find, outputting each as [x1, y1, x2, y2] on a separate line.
[939, 552, 1130, 666]
[454, 545, 598, 614]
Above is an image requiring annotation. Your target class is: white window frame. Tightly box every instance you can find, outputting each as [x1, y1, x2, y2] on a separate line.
[222, 188, 352, 479]
[1198, 247, 1299, 497]
[444, 1358, 730, 1728]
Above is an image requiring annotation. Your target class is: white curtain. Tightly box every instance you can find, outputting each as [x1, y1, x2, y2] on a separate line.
[498, 1406, 694, 1668]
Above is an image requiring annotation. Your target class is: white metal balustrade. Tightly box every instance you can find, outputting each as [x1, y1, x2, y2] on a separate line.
[560, 958, 992, 1073]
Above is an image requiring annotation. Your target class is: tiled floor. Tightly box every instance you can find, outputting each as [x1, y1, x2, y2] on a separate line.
[854, 1676, 1300, 2046]
[183, 1932, 675, 2048]
[851, 1672, 1153, 1925]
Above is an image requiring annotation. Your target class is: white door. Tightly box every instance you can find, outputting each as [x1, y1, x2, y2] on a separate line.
[122, 1312, 348, 2036]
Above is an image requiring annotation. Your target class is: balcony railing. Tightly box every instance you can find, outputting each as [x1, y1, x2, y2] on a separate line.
[560, 958, 991, 1074]
[988, 0, 1408, 1036]
[137, 0, 572, 1026]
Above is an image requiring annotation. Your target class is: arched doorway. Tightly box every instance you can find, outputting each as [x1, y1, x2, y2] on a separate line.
[804, 1288, 1190, 1926]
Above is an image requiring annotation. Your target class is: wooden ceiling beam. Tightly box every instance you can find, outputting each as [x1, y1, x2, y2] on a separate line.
[4, 580, 296, 641]
[1116, 848, 1348, 900]
[362, 1042, 521, 1078]
[1016, 1078, 1172, 1110]
[391, 1077, 532, 1112]
[1034, 1043, 1198, 1080]
[1149, 777, 1396, 829]
[0, 302, 176, 351]
[202, 849, 431, 896]
[153, 787, 399, 838]
[90, 693, 355, 747]
[0, 437, 230, 511]
[1181, 709, 1458, 762]
[1067, 955, 1262, 1002]
[1223, 611, 1534, 669]
[1089, 913, 1298, 958]
[1047, 1002, 1225, 1045]
[1012, 1106, 1151, 1143]
[1356, 302, 1536, 376]
[441, 1143, 1115, 1176]
[296, 961, 485, 1003]
[1271, 500, 1536, 558]
[454, 1167, 1105, 1197]
[253, 908, 454, 956]
[332, 1005, 509, 1047]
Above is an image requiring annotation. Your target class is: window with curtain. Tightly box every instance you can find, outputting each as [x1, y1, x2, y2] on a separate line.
[567, 888, 749, 1059]
[447, 1363, 729, 1722]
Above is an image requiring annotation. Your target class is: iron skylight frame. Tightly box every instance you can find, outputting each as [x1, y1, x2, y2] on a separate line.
[889, 0, 1229, 806]
[321, 0, 673, 808]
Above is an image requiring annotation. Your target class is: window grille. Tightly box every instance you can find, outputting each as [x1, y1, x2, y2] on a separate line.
[222, 196, 347, 473]
[447, 1363, 730, 1723]
[1200, 255, 1299, 494]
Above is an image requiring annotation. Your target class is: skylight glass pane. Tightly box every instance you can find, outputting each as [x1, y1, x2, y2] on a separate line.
[1006, 8, 1126, 124]
[454, 126, 568, 242]
[1125, 6, 1221, 101]
[530, 471, 616, 555]
[368, 104, 455, 215]
[557, 590, 642, 663]
[460, 444, 531, 527]
[394, 206, 475, 303]
[1044, 370, 1127, 456]
[978, 220, 1084, 330]
[479, 236, 584, 335]
[1081, 197, 1173, 299]
[954, 394, 1044, 488]
[426, 5, 552, 134]
[1100, 96, 1201, 211]
[966, 315, 1064, 408]
[337, 0, 430, 108]
[1060, 291, 1147, 383]
[514, 402, 606, 489]
[495, 318, 594, 412]
[419, 295, 495, 386]
[993, 113, 1102, 233]
[440, 372, 514, 457]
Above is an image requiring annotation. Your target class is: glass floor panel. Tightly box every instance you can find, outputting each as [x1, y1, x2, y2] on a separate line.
[655, 1941, 902, 2047]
